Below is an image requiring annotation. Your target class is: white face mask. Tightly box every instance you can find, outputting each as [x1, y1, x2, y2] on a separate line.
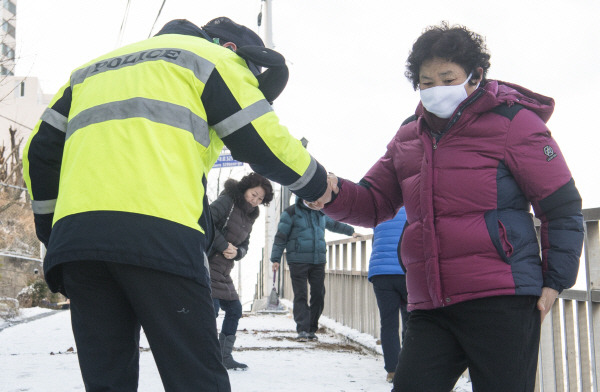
[419, 73, 473, 119]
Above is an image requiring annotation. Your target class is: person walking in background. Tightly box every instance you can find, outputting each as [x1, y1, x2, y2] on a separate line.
[368, 207, 408, 383]
[270, 197, 361, 342]
[23, 16, 333, 392]
[314, 22, 583, 392]
[209, 172, 273, 370]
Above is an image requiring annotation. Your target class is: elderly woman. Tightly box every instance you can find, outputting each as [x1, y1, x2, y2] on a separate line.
[209, 172, 273, 370]
[316, 22, 584, 391]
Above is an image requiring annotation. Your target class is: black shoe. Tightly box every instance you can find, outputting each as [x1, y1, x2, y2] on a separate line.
[307, 332, 318, 341]
[296, 331, 309, 342]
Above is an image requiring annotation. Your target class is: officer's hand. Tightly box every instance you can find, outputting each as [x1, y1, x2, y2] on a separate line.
[327, 172, 339, 194]
[307, 179, 335, 210]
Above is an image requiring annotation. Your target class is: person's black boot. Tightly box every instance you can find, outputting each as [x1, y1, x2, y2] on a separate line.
[220, 333, 248, 370]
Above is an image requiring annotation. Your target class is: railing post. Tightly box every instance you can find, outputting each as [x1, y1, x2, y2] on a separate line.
[564, 300, 578, 391]
[585, 218, 600, 392]
[553, 302, 567, 392]
[587, 220, 600, 292]
[351, 241, 357, 272]
[539, 305, 558, 392]
[578, 300, 593, 391]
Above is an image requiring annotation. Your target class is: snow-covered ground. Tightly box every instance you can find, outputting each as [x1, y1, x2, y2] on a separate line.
[0, 304, 472, 391]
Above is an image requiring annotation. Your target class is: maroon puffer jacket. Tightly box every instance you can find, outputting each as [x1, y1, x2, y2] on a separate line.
[324, 80, 583, 311]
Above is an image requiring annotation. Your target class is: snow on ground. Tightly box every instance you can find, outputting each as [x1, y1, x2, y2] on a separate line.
[0, 306, 472, 391]
[0, 306, 55, 330]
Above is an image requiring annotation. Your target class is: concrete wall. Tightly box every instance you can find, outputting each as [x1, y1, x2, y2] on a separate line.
[0, 255, 41, 298]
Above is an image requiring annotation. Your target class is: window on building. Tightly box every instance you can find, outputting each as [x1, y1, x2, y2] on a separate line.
[1, 43, 14, 59]
[2, 0, 16, 15]
[20, 81, 25, 97]
[0, 64, 13, 75]
[6, 20, 15, 38]
[1, 19, 15, 38]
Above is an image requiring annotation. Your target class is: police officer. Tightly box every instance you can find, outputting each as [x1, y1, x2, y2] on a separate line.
[23, 17, 331, 391]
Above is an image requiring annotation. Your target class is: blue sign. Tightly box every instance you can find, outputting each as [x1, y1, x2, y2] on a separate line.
[213, 153, 244, 169]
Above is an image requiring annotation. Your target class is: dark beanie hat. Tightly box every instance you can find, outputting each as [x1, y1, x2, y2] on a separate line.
[202, 17, 265, 48]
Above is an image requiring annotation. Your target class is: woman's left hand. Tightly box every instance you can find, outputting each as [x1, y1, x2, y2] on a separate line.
[537, 287, 559, 322]
[223, 243, 238, 259]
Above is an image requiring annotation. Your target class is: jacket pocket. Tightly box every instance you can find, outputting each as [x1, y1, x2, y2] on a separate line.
[286, 239, 297, 254]
[497, 220, 514, 258]
[484, 210, 513, 263]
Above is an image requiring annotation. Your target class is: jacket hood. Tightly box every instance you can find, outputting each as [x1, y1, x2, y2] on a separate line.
[485, 80, 555, 123]
[222, 179, 259, 219]
[154, 19, 208, 39]
[416, 79, 555, 124]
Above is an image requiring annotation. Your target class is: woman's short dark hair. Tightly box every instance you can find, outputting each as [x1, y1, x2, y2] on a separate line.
[405, 22, 491, 90]
[238, 172, 274, 206]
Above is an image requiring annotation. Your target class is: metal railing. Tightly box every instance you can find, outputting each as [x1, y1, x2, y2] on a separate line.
[278, 207, 600, 392]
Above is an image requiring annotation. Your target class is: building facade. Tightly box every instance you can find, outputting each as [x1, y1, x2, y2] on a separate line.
[1, 0, 16, 76]
[0, 76, 52, 155]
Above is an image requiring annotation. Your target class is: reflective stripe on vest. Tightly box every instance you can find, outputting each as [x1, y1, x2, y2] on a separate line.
[32, 199, 57, 214]
[287, 157, 318, 192]
[67, 46, 216, 147]
[212, 100, 273, 138]
[66, 97, 210, 147]
[40, 108, 67, 133]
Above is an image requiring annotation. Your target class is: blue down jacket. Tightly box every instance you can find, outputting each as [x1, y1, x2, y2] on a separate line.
[368, 207, 407, 280]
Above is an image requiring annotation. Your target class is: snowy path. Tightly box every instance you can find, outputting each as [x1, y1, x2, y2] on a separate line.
[0, 309, 391, 391]
[0, 308, 471, 391]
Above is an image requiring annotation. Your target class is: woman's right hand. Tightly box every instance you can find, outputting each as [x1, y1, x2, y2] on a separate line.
[306, 172, 339, 210]
[272, 262, 280, 272]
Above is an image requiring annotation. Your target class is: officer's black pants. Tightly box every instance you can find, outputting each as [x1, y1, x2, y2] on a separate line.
[62, 260, 230, 392]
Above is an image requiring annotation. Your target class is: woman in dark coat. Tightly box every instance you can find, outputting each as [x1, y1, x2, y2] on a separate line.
[209, 172, 273, 370]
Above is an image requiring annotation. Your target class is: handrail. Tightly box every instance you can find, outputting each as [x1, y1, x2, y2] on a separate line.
[275, 207, 600, 392]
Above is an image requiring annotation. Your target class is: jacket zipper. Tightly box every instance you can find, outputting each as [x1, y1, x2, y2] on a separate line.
[433, 88, 486, 146]
[428, 88, 484, 307]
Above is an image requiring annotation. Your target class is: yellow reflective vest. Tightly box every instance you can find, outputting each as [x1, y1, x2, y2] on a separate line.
[23, 21, 327, 293]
